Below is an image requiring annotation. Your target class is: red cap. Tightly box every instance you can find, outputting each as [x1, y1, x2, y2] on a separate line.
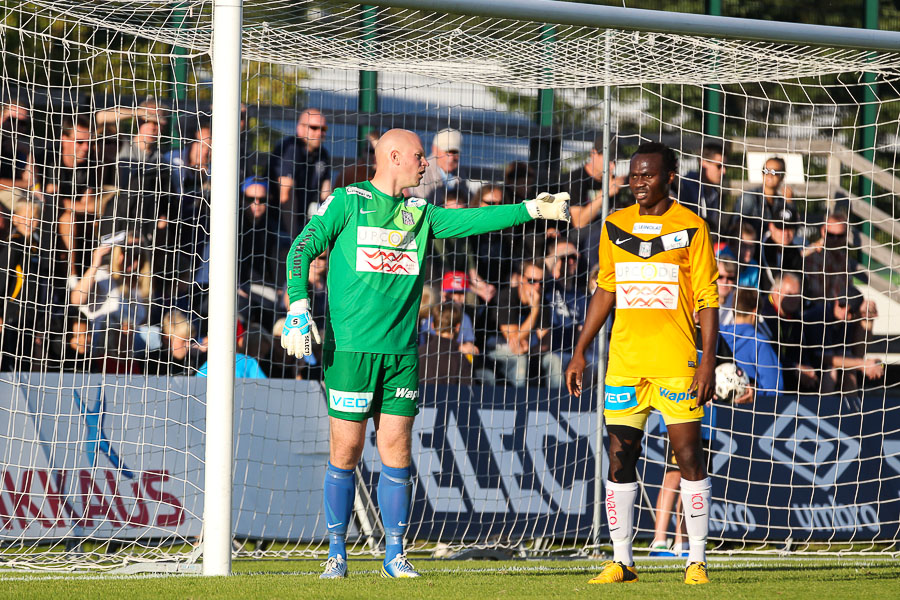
[441, 271, 469, 292]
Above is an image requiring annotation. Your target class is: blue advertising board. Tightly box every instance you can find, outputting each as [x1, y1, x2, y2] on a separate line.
[360, 385, 899, 543]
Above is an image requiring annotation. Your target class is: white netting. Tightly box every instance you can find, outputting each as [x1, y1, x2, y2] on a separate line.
[16, 0, 900, 87]
[0, 0, 897, 572]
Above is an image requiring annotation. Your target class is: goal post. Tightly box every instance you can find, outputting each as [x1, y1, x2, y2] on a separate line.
[204, 0, 243, 577]
[0, 0, 897, 573]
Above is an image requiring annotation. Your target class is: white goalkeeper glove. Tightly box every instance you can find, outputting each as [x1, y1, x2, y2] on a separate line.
[281, 299, 321, 358]
[524, 192, 571, 223]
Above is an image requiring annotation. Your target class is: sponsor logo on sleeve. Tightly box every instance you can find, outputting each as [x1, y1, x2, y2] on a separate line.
[329, 390, 374, 413]
[632, 222, 663, 235]
[356, 248, 419, 275]
[661, 230, 689, 251]
[616, 283, 679, 310]
[357, 227, 417, 250]
[316, 195, 334, 216]
[347, 186, 373, 199]
[604, 385, 638, 411]
[615, 262, 679, 283]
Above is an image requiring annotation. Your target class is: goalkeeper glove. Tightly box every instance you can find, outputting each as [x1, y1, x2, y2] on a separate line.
[281, 299, 321, 358]
[524, 192, 571, 223]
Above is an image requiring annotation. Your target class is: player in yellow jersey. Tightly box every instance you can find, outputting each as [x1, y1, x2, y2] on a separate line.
[565, 142, 718, 585]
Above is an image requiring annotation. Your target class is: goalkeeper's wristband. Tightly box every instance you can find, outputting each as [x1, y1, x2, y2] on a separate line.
[289, 299, 309, 313]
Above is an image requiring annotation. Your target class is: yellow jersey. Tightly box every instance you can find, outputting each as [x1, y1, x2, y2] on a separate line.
[597, 200, 718, 377]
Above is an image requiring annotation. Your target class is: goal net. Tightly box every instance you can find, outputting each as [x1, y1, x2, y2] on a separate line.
[0, 0, 897, 571]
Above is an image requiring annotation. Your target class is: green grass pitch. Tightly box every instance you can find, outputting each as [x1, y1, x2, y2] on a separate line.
[0, 558, 897, 599]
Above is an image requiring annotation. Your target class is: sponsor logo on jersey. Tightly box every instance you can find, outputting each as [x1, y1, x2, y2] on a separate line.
[616, 283, 678, 310]
[357, 226, 418, 250]
[659, 387, 696, 403]
[639, 241, 652, 258]
[394, 387, 419, 400]
[405, 197, 427, 208]
[401, 210, 414, 226]
[615, 262, 679, 283]
[329, 389, 374, 413]
[632, 222, 663, 235]
[661, 230, 689, 251]
[347, 186, 373, 199]
[604, 385, 638, 410]
[316, 195, 335, 216]
[356, 248, 419, 275]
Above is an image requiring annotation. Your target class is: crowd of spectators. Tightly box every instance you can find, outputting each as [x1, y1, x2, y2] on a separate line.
[0, 98, 884, 396]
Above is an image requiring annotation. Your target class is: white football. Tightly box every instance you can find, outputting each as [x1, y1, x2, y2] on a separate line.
[715, 362, 749, 403]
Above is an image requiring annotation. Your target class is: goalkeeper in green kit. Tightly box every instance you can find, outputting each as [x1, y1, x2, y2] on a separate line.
[282, 129, 569, 579]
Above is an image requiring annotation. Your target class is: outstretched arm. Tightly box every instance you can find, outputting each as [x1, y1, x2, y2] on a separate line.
[428, 203, 532, 239]
[428, 193, 569, 239]
[565, 289, 615, 397]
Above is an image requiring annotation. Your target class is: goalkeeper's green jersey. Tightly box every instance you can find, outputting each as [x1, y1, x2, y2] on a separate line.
[286, 180, 532, 355]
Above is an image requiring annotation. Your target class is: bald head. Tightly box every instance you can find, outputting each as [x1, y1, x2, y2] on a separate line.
[371, 129, 429, 196]
[375, 129, 421, 163]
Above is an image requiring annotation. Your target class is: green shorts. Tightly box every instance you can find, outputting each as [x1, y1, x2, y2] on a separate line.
[323, 350, 420, 421]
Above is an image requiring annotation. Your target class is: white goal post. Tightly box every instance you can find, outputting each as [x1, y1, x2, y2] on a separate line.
[0, 0, 897, 574]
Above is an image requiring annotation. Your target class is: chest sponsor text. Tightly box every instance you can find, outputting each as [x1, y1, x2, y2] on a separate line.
[615, 262, 679, 283]
[357, 226, 418, 250]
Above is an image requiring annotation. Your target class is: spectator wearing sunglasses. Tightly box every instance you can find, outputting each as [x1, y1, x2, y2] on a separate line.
[676, 143, 727, 241]
[472, 184, 515, 286]
[488, 259, 556, 387]
[732, 156, 794, 239]
[270, 108, 332, 238]
[543, 238, 588, 377]
[237, 177, 285, 330]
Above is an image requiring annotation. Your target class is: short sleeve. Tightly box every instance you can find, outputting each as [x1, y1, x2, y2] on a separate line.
[690, 220, 719, 311]
[596, 221, 616, 293]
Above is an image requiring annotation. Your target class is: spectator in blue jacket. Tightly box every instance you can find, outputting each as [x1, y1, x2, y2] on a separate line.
[720, 288, 783, 395]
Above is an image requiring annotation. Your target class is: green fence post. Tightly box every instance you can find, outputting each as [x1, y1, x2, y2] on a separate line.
[704, 0, 723, 138]
[359, 5, 378, 158]
[169, 2, 189, 149]
[859, 0, 878, 233]
[537, 25, 555, 128]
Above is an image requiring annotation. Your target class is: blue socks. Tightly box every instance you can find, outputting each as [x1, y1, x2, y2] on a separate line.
[378, 464, 412, 564]
[324, 462, 355, 559]
[324, 462, 411, 564]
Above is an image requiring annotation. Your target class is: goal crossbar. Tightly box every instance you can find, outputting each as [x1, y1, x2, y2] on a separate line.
[354, 0, 900, 53]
